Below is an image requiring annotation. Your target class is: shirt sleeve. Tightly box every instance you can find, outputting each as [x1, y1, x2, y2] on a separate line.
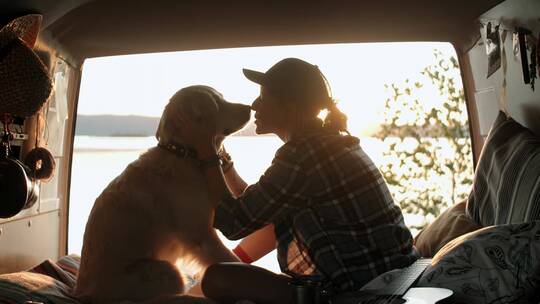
[214, 143, 311, 240]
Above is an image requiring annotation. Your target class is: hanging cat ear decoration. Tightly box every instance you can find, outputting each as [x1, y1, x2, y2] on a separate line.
[486, 22, 502, 78]
[537, 32, 540, 77]
[516, 27, 532, 87]
[522, 30, 538, 91]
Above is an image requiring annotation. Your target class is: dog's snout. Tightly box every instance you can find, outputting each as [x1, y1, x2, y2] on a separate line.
[236, 104, 251, 122]
[219, 103, 252, 137]
[242, 104, 252, 116]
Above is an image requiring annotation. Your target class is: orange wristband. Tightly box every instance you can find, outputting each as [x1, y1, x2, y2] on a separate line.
[233, 245, 253, 264]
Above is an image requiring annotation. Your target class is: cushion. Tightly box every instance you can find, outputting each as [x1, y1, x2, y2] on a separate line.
[0, 255, 81, 304]
[0, 271, 81, 304]
[417, 221, 540, 304]
[56, 254, 81, 278]
[467, 111, 540, 226]
[414, 201, 481, 257]
[28, 258, 77, 289]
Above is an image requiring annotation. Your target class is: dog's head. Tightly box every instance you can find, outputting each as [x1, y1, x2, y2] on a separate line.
[156, 85, 251, 146]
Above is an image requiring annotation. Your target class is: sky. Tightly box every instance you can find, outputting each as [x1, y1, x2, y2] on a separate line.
[77, 42, 457, 136]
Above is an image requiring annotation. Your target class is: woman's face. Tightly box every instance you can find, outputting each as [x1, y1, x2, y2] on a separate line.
[251, 86, 290, 135]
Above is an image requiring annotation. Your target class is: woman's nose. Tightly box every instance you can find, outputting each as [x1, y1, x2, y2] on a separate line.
[251, 97, 261, 110]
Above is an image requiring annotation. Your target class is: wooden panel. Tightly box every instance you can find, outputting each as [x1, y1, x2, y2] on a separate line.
[0, 211, 60, 274]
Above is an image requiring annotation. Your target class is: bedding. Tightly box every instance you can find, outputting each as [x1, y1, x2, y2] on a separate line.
[360, 110, 540, 304]
[362, 221, 540, 304]
[0, 255, 81, 304]
[417, 221, 540, 304]
[0, 272, 80, 304]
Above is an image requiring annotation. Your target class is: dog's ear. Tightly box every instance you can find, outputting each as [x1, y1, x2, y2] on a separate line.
[180, 88, 219, 123]
[157, 86, 223, 143]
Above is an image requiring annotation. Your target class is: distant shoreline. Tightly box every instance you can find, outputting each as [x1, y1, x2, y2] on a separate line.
[72, 135, 279, 152]
[75, 114, 259, 137]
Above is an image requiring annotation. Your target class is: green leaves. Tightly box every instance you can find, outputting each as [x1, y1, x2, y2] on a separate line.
[374, 50, 474, 230]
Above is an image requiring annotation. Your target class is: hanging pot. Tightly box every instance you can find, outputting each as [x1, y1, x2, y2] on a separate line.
[0, 155, 39, 218]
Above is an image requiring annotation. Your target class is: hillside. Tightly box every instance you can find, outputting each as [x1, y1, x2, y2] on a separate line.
[75, 115, 258, 136]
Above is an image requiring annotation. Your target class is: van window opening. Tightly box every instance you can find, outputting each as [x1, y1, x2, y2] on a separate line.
[69, 42, 473, 273]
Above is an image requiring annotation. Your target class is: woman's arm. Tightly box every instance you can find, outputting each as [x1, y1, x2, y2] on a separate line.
[198, 146, 232, 209]
[233, 224, 277, 263]
[179, 114, 308, 239]
[219, 148, 248, 197]
[213, 146, 310, 240]
[219, 150, 275, 262]
[223, 166, 248, 198]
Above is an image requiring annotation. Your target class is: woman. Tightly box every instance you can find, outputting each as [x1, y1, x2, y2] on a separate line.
[185, 58, 417, 304]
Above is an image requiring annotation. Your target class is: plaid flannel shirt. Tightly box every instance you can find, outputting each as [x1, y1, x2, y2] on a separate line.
[214, 129, 417, 292]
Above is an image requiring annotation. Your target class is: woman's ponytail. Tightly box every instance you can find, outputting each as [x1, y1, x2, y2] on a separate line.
[323, 100, 349, 134]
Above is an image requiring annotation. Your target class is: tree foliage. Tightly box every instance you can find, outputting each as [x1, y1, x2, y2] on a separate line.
[374, 50, 474, 229]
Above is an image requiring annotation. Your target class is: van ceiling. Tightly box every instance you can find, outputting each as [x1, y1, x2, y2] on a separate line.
[2, 0, 504, 62]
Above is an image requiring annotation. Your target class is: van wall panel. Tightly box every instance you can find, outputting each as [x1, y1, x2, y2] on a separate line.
[466, 0, 540, 148]
[0, 34, 77, 270]
[0, 198, 40, 225]
[0, 211, 60, 274]
[474, 88, 500, 136]
[39, 159, 61, 212]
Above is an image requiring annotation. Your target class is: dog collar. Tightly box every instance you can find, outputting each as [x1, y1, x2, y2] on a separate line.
[198, 154, 221, 170]
[157, 142, 198, 159]
[157, 142, 223, 170]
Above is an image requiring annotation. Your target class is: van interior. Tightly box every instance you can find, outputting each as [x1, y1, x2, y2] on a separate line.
[1, 0, 540, 302]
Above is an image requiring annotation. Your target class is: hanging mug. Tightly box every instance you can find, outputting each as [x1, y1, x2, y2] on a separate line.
[0, 155, 39, 218]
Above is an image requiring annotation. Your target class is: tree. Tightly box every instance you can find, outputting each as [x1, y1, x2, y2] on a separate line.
[373, 50, 473, 229]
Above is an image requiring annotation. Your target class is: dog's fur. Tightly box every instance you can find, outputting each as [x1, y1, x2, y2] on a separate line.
[74, 86, 251, 304]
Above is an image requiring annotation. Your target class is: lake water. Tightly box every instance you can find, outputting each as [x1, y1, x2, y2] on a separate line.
[68, 135, 421, 273]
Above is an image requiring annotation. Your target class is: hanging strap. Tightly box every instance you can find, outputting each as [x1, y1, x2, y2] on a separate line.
[1, 114, 13, 158]
[499, 29, 509, 116]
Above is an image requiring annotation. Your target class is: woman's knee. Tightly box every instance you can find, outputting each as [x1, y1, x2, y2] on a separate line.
[201, 263, 229, 297]
[201, 263, 293, 304]
[201, 262, 264, 301]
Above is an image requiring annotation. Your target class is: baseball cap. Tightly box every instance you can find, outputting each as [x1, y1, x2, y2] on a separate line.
[243, 58, 332, 106]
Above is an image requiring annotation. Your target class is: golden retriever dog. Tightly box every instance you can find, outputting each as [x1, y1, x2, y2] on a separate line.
[74, 85, 250, 304]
